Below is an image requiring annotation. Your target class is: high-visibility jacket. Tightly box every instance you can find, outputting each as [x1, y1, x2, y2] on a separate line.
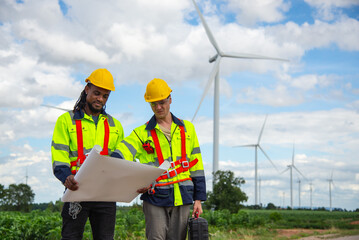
[117, 113, 206, 207]
[51, 109, 124, 183]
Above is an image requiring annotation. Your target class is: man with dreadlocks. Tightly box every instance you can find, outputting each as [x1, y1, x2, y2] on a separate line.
[51, 68, 124, 240]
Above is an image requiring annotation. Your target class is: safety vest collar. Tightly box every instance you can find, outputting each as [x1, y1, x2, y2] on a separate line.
[145, 113, 184, 130]
[73, 109, 108, 120]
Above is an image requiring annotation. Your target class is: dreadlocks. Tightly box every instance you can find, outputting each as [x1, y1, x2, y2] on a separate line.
[73, 83, 106, 113]
[73, 89, 86, 112]
[73, 83, 91, 112]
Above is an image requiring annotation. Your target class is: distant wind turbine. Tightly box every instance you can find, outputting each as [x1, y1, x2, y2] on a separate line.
[309, 181, 313, 210]
[259, 176, 262, 206]
[234, 115, 279, 205]
[281, 143, 307, 209]
[297, 178, 301, 208]
[190, 0, 288, 177]
[327, 170, 335, 212]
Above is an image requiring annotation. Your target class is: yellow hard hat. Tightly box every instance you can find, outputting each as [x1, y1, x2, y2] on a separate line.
[85, 68, 115, 91]
[144, 78, 172, 102]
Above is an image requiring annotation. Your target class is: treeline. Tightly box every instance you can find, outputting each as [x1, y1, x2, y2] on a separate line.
[2, 171, 358, 213]
[0, 183, 34, 212]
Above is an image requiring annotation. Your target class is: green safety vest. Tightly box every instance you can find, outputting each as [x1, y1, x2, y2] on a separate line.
[118, 114, 206, 207]
[51, 110, 124, 178]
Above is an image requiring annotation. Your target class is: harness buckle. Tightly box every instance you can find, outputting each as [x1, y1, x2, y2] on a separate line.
[148, 188, 155, 195]
[165, 169, 177, 179]
[148, 183, 156, 195]
[170, 161, 176, 169]
[181, 160, 189, 169]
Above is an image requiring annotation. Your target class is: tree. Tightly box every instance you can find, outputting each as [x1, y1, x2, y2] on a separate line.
[205, 170, 248, 213]
[0, 184, 5, 207]
[1, 183, 35, 212]
[266, 202, 277, 210]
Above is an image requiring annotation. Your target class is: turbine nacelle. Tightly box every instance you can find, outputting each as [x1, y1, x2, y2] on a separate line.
[209, 54, 219, 63]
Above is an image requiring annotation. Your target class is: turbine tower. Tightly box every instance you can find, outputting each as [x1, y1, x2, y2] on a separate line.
[309, 181, 313, 210]
[234, 115, 279, 205]
[281, 143, 307, 209]
[327, 170, 335, 212]
[259, 176, 262, 207]
[297, 179, 301, 208]
[190, 0, 288, 177]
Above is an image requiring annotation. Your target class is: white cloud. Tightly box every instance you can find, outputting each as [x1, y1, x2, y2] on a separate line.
[227, 0, 290, 26]
[267, 17, 359, 51]
[304, 0, 359, 21]
[236, 84, 304, 106]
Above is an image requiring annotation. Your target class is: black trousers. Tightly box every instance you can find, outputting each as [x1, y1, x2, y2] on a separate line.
[61, 201, 116, 240]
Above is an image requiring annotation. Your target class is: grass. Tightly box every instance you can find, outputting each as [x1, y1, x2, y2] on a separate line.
[1, 208, 358, 239]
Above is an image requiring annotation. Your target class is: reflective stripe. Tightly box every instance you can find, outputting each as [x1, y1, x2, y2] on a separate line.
[190, 169, 205, 177]
[51, 142, 69, 152]
[107, 115, 115, 127]
[121, 140, 137, 159]
[191, 147, 201, 155]
[52, 160, 70, 168]
[112, 149, 124, 159]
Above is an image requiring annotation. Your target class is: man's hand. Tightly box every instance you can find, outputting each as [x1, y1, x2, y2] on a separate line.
[137, 186, 150, 194]
[192, 200, 203, 218]
[64, 175, 79, 191]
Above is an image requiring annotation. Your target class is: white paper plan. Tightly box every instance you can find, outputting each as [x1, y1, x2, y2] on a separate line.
[61, 145, 170, 203]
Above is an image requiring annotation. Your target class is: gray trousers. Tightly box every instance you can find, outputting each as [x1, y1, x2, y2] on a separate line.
[143, 201, 191, 240]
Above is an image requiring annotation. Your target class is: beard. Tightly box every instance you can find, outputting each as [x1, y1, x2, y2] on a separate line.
[87, 102, 103, 114]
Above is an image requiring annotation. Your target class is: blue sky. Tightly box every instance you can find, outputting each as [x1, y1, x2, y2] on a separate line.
[0, 0, 358, 210]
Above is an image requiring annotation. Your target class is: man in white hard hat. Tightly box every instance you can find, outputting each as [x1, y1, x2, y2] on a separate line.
[51, 68, 124, 240]
[115, 78, 206, 240]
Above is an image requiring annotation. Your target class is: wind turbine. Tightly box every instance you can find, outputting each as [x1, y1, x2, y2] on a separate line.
[190, 0, 288, 178]
[297, 178, 301, 208]
[309, 181, 313, 210]
[259, 175, 262, 207]
[234, 115, 279, 205]
[281, 143, 307, 209]
[327, 170, 335, 212]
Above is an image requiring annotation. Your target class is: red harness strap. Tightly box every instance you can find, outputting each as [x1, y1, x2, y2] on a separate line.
[150, 125, 198, 182]
[100, 119, 110, 156]
[70, 118, 110, 174]
[150, 128, 164, 165]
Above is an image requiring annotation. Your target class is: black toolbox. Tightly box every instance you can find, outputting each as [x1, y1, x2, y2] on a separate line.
[188, 216, 209, 240]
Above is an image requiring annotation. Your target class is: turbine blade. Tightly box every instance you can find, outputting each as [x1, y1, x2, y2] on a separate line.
[233, 144, 257, 148]
[41, 104, 71, 112]
[191, 56, 221, 122]
[280, 167, 289, 175]
[293, 165, 307, 181]
[330, 169, 334, 180]
[292, 143, 295, 165]
[191, 0, 222, 54]
[222, 52, 289, 62]
[257, 115, 268, 144]
[258, 145, 279, 172]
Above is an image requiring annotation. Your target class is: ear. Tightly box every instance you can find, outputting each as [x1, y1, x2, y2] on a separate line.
[169, 96, 172, 104]
[85, 85, 89, 95]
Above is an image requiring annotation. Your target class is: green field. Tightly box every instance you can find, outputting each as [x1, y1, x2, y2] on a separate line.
[1, 207, 358, 239]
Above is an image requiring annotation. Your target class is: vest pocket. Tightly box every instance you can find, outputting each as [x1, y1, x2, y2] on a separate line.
[154, 188, 170, 198]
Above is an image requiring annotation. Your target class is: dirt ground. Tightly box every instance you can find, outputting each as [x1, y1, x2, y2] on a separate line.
[276, 221, 359, 240]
